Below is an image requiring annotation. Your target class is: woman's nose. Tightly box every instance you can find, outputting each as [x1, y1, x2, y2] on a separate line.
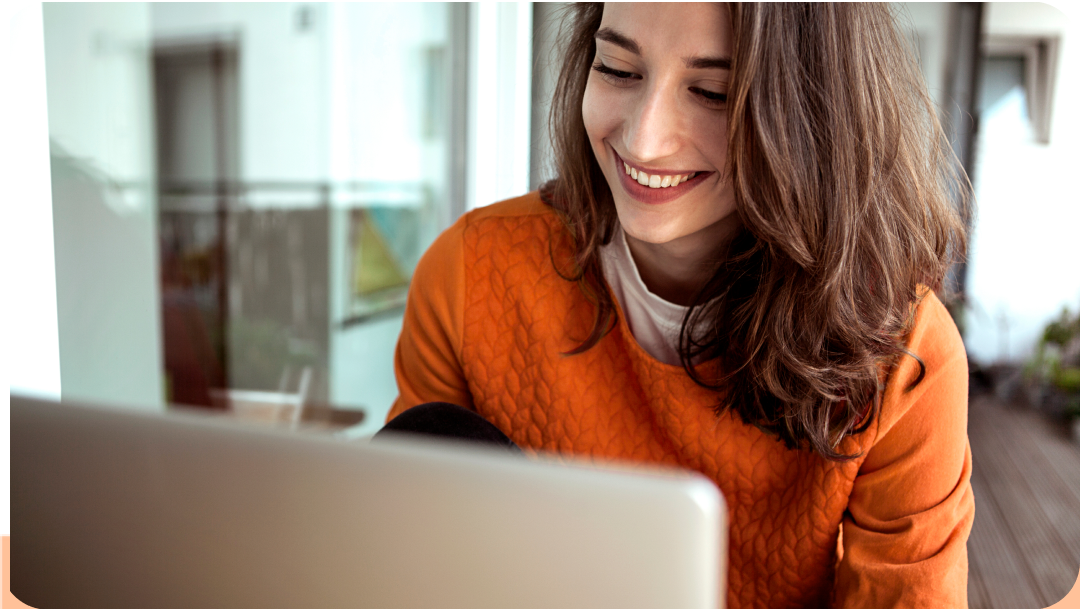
[622, 85, 683, 163]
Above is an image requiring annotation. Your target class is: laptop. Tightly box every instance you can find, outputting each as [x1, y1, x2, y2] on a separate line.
[11, 394, 726, 609]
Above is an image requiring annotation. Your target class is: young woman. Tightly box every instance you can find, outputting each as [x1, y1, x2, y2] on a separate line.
[386, 3, 974, 607]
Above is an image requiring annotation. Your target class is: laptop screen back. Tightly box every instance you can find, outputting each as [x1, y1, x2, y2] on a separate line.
[11, 395, 726, 609]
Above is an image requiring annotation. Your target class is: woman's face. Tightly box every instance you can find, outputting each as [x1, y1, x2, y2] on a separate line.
[582, 2, 736, 253]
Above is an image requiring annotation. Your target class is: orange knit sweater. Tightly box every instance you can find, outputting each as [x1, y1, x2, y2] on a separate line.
[388, 192, 974, 609]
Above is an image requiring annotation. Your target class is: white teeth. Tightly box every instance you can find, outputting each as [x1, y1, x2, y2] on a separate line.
[624, 165, 701, 188]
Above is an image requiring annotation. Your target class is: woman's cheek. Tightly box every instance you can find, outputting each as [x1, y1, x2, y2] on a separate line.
[581, 80, 603, 144]
[582, 78, 621, 148]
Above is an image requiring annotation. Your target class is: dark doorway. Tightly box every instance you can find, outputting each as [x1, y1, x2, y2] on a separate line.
[154, 40, 239, 407]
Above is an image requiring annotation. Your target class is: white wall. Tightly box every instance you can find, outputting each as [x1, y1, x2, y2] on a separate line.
[152, 3, 329, 183]
[964, 2, 1080, 364]
[43, 3, 164, 409]
[326, 3, 449, 186]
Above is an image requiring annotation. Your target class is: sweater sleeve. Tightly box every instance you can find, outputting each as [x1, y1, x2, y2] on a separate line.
[834, 291, 975, 608]
[386, 214, 474, 422]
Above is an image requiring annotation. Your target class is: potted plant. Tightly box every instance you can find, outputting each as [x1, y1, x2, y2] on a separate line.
[1029, 307, 1080, 441]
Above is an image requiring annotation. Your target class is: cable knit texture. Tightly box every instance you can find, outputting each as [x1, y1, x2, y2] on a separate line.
[389, 192, 974, 609]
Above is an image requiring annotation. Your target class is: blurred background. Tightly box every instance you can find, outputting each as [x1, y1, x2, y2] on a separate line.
[19, 2, 543, 436]
[4, 3, 1079, 607]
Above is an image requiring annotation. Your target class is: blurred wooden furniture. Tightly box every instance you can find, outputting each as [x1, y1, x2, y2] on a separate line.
[205, 366, 365, 433]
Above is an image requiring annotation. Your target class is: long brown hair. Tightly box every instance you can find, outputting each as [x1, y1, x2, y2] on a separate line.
[540, 3, 971, 460]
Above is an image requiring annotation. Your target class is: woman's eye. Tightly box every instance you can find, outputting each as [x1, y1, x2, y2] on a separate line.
[592, 62, 638, 83]
[690, 87, 727, 107]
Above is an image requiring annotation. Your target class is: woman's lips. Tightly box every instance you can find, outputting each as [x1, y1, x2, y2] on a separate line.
[613, 150, 711, 205]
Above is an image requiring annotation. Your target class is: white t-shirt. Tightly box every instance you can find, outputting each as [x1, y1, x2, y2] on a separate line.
[599, 224, 693, 366]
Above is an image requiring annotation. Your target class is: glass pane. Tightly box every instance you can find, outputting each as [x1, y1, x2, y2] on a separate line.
[43, 3, 459, 434]
[43, 3, 164, 410]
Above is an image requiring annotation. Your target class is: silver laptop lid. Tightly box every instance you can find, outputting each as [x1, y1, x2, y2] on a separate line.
[11, 395, 726, 609]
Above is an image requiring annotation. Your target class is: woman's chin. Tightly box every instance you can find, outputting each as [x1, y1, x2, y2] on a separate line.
[616, 207, 742, 256]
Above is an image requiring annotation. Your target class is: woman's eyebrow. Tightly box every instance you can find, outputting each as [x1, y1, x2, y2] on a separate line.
[595, 26, 730, 70]
[595, 27, 640, 55]
[684, 56, 731, 70]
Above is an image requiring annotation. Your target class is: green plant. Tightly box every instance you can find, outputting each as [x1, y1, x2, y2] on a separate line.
[1025, 305, 1080, 418]
[1055, 366, 1080, 393]
[1024, 341, 1060, 385]
[1056, 367, 1080, 421]
[1042, 307, 1080, 347]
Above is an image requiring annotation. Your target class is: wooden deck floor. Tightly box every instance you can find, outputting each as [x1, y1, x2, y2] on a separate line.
[967, 394, 1080, 608]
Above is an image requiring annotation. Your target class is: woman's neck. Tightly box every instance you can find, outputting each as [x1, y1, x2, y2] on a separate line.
[623, 215, 741, 306]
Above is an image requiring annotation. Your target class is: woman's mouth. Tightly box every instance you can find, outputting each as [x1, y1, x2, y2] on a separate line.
[613, 150, 710, 205]
[623, 163, 697, 188]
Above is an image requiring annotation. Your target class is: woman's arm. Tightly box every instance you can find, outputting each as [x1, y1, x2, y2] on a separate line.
[387, 214, 474, 421]
[834, 292, 975, 608]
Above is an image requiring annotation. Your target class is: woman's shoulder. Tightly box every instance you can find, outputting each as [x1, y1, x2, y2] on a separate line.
[426, 191, 559, 257]
[874, 288, 968, 442]
[412, 191, 564, 299]
[419, 190, 555, 263]
[459, 190, 558, 231]
[841, 287, 974, 607]
[904, 288, 966, 375]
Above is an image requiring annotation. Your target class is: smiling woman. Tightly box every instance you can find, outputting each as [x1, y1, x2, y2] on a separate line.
[582, 3, 738, 304]
[387, 3, 974, 608]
